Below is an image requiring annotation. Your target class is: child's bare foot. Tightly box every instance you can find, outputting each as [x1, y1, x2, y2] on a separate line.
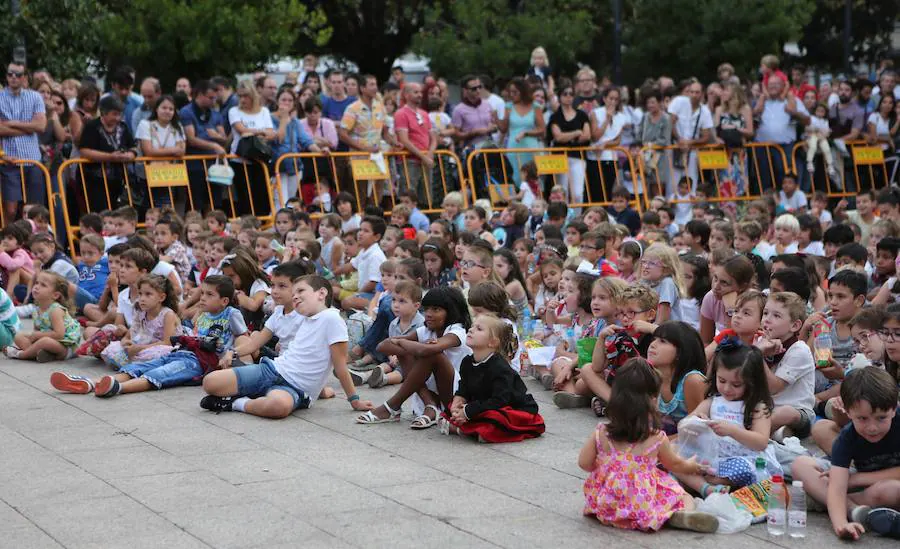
[319, 386, 335, 399]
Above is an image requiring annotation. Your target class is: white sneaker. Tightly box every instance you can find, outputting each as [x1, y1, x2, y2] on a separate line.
[4, 346, 22, 359]
[15, 304, 35, 318]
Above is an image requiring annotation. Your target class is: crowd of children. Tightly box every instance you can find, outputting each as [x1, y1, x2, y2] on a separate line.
[1, 181, 900, 540]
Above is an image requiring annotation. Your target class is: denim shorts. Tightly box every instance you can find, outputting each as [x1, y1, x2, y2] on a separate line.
[121, 350, 203, 389]
[233, 358, 310, 410]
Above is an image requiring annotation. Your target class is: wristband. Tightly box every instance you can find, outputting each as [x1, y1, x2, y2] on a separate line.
[347, 394, 360, 403]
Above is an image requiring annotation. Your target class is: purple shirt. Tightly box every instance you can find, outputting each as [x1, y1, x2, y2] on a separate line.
[451, 100, 493, 149]
[300, 117, 338, 149]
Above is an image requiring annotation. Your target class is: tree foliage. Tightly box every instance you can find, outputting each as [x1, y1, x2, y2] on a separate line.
[621, 0, 815, 84]
[294, 0, 429, 79]
[0, 0, 105, 77]
[96, 0, 331, 87]
[797, 0, 899, 74]
[411, 0, 595, 82]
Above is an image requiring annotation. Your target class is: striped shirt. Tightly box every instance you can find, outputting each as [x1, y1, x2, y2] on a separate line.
[0, 288, 20, 335]
[0, 88, 44, 160]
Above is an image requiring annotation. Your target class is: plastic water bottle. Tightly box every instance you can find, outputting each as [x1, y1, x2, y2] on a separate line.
[755, 456, 769, 483]
[521, 308, 532, 339]
[767, 474, 787, 536]
[566, 327, 577, 353]
[814, 323, 833, 368]
[788, 481, 807, 538]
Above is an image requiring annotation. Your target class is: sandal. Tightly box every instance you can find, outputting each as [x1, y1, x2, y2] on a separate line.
[355, 401, 401, 424]
[411, 404, 440, 430]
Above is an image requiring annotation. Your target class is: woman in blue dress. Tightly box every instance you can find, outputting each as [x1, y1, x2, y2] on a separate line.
[498, 77, 546, 174]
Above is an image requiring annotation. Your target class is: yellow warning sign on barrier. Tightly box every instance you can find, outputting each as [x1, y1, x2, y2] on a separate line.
[145, 163, 189, 187]
[853, 146, 885, 165]
[535, 154, 569, 175]
[351, 159, 390, 180]
[697, 150, 729, 170]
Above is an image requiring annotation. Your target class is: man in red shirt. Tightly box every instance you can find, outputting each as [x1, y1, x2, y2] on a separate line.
[789, 63, 816, 99]
[394, 83, 437, 208]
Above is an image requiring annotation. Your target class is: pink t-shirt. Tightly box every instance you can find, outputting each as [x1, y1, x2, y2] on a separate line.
[700, 291, 728, 334]
[394, 105, 432, 153]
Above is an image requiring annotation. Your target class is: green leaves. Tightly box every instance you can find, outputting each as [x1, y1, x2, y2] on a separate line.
[411, 0, 595, 81]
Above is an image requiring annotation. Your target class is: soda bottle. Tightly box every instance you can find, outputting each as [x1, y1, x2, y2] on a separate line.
[788, 480, 807, 538]
[766, 474, 786, 536]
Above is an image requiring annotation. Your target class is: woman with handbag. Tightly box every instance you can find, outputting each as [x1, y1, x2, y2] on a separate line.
[271, 88, 327, 208]
[229, 82, 275, 217]
[135, 96, 186, 210]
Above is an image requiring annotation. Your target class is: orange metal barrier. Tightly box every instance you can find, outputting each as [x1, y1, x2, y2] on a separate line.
[790, 140, 891, 198]
[0, 157, 55, 231]
[464, 146, 645, 213]
[56, 154, 275, 253]
[273, 149, 469, 217]
[635, 142, 791, 211]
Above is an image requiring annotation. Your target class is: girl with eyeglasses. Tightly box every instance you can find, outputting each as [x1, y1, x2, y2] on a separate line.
[639, 243, 685, 324]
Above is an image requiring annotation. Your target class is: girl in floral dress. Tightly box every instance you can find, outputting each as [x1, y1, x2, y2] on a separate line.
[578, 358, 719, 533]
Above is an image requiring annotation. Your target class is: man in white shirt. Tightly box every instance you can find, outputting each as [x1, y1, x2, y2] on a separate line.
[479, 74, 505, 142]
[667, 78, 713, 195]
[752, 75, 809, 192]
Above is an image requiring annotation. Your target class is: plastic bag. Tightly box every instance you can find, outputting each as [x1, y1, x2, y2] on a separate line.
[696, 493, 752, 534]
[771, 436, 810, 479]
[677, 417, 720, 470]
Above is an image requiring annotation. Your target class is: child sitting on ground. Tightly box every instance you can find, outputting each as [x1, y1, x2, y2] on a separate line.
[5, 272, 82, 362]
[440, 314, 545, 442]
[59, 275, 249, 398]
[579, 358, 718, 533]
[756, 291, 816, 438]
[356, 286, 472, 429]
[74, 234, 110, 312]
[82, 243, 130, 329]
[199, 275, 374, 418]
[219, 249, 271, 332]
[366, 280, 425, 389]
[792, 367, 900, 541]
[677, 339, 774, 497]
[0, 222, 34, 296]
[155, 216, 192, 284]
[93, 274, 182, 371]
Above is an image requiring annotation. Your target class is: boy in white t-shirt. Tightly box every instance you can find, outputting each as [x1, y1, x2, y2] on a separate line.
[776, 175, 807, 214]
[773, 213, 800, 254]
[757, 292, 816, 439]
[200, 276, 374, 417]
[217, 262, 310, 365]
[333, 216, 387, 311]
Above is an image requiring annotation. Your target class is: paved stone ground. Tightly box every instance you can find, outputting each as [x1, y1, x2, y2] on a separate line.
[1, 350, 896, 549]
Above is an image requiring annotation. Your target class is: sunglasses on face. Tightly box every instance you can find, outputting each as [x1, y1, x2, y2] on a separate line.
[467, 85, 483, 92]
[7, 71, 23, 78]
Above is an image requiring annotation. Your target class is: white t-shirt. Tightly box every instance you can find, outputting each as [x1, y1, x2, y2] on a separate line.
[48, 259, 79, 285]
[818, 209, 833, 228]
[249, 278, 270, 297]
[518, 180, 537, 207]
[756, 99, 809, 144]
[351, 243, 386, 287]
[754, 241, 777, 262]
[667, 95, 713, 142]
[772, 339, 815, 416]
[590, 108, 628, 161]
[152, 261, 176, 278]
[800, 241, 825, 256]
[274, 307, 348, 404]
[228, 107, 274, 155]
[341, 214, 361, 233]
[679, 297, 701, 330]
[806, 115, 830, 135]
[117, 287, 135, 327]
[778, 189, 808, 212]
[415, 323, 471, 372]
[867, 112, 893, 149]
[263, 305, 302, 352]
[135, 120, 185, 149]
[103, 235, 127, 252]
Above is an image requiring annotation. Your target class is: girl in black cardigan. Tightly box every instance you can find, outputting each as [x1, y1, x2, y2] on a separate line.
[440, 314, 545, 442]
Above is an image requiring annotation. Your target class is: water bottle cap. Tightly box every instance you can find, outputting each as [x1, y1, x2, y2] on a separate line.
[771, 474, 784, 482]
[755, 457, 766, 466]
[792, 480, 803, 488]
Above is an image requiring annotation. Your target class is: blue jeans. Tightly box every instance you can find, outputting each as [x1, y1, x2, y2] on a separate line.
[0, 164, 45, 204]
[359, 294, 394, 362]
[75, 286, 99, 311]
[749, 143, 792, 193]
[233, 358, 310, 410]
[121, 350, 203, 389]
